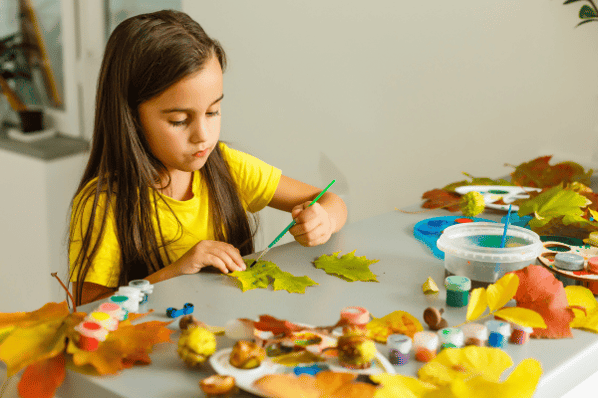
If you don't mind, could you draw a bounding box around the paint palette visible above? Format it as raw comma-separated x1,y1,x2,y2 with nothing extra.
414,216,495,260
537,239,598,282
454,185,542,211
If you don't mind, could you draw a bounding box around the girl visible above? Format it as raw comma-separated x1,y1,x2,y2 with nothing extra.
68,10,347,306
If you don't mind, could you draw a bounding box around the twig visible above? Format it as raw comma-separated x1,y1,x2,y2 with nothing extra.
51,272,76,313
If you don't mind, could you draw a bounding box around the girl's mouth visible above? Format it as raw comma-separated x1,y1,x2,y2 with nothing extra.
194,148,210,158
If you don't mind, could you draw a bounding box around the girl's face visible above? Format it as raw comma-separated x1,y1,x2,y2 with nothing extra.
138,55,223,176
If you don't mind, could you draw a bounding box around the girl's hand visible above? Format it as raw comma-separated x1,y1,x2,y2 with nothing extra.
289,202,334,247
175,240,246,275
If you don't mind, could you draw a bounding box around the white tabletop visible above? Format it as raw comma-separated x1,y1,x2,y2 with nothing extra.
57,207,598,398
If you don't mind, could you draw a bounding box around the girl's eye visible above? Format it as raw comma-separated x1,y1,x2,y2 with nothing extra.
169,119,188,127
207,110,221,117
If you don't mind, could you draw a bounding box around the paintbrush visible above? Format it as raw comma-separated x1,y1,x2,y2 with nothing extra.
248,179,336,268
495,204,513,279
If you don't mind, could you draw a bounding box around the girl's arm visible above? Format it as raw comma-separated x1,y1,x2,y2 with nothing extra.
73,282,117,305
268,175,347,246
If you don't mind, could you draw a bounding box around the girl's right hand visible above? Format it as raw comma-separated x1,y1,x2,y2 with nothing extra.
174,240,246,275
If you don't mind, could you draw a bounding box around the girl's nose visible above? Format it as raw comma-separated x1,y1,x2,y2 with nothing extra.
190,120,209,143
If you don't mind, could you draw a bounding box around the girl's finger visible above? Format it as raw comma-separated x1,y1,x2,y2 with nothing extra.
207,254,229,274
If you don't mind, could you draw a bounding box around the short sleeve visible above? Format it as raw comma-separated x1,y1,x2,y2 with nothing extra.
69,185,122,288
219,142,282,213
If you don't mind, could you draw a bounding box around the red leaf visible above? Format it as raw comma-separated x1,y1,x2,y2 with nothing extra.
253,315,303,336
511,265,574,338
510,156,592,188
421,189,461,211
18,353,66,398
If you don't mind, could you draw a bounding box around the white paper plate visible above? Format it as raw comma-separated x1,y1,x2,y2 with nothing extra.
210,345,395,397
454,185,541,211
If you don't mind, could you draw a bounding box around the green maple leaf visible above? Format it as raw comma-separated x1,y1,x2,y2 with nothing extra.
228,260,318,294
517,184,598,230
313,250,379,282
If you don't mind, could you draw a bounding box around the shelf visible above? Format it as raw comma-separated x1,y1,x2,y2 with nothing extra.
0,127,89,161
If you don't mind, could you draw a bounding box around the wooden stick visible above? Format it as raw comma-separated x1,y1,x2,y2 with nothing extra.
0,75,28,111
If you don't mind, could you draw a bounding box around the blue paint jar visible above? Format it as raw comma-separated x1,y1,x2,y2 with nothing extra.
445,276,471,307
486,320,511,348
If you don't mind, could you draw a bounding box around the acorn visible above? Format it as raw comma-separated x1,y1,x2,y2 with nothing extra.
423,307,448,331
199,375,237,397
229,340,266,369
179,314,203,330
177,325,217,366
336,334,377,369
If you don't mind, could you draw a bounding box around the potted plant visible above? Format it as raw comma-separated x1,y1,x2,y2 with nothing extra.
564,0,598,26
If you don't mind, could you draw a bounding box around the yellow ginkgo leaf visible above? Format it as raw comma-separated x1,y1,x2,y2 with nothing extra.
466,288,487,321
494,307,547,329
565,285,598,332
418,346,513,386
370,373,436,398
486,274,519,312
421,358,542,398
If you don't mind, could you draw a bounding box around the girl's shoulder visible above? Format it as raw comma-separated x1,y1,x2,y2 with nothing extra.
72,177,112,214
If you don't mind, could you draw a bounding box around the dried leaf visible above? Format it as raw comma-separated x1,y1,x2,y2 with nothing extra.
466,288,487,321
421,189,461,211
486,274,519,312
510,155,593,188
18,353,66,398
229,260,318,293
270,351,324,366
512,265,575,338
493,307,547,329
366,311,423,343
418,346,513,386
254,370,377,398
68,319,174,375
565,285,598,332
370,373,436,398
253,315,304,336
313,250,379,282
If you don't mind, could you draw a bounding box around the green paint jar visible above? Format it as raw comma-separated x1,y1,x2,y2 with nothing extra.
445,276,471,307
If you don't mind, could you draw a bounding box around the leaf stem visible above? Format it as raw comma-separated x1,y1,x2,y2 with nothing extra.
454,312,494,328
51,272,77,313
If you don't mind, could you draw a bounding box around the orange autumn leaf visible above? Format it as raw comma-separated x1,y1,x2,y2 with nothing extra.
253,314,304,336
511,265,575,338
68,319,174,375
254,370,377,398
510,155,593,188
18,353,66,398
421,189,461,211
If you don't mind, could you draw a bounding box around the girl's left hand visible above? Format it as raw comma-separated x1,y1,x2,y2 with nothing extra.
289,202,334,247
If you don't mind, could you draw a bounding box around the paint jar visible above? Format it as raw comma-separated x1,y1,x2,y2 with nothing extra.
109,295,131,320
460,323,488,346
129,279,154,304
554,252,584,287
413,331,439,362
97,302,125,326
445,276,471,307
74,320,109,351
587,257,598,294
486,320,511,348
437,327,464,349
340,306,370,333
509,323,533,345
87,311,119,332
116,287,143,313
387,334,412,366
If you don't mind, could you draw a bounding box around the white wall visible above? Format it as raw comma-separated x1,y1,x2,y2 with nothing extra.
183,0,598,249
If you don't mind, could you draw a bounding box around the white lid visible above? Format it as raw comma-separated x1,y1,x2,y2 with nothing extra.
437,222,543,263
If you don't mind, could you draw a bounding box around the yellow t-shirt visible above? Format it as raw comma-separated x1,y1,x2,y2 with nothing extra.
69,142,282,287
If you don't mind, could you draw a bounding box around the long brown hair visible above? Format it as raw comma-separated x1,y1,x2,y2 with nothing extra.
69,10,255,305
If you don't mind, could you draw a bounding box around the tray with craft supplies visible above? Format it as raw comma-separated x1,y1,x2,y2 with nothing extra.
454,185,542,212
537,239,598,282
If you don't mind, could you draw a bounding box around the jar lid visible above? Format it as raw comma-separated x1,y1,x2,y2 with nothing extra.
438,328,464,346
460,323,488,340
445,276,471,291
486,320,511,336
387,334,412,353
554,252,585,271
587,257,598,274
413,331,439,350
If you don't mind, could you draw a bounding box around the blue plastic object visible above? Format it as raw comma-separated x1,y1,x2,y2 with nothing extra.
500,213,533,228
413,216,495,260
166,303,194,318
293,363,328,376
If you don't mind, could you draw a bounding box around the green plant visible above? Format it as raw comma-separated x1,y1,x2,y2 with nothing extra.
564,0,598,26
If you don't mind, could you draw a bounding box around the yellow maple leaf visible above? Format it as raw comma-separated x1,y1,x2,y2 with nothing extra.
366,311,423,343
493,307,547,329
466,288,487,321
486,274,519,312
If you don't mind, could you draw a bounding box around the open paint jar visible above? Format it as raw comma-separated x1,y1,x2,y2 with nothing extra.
437,222,543,285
